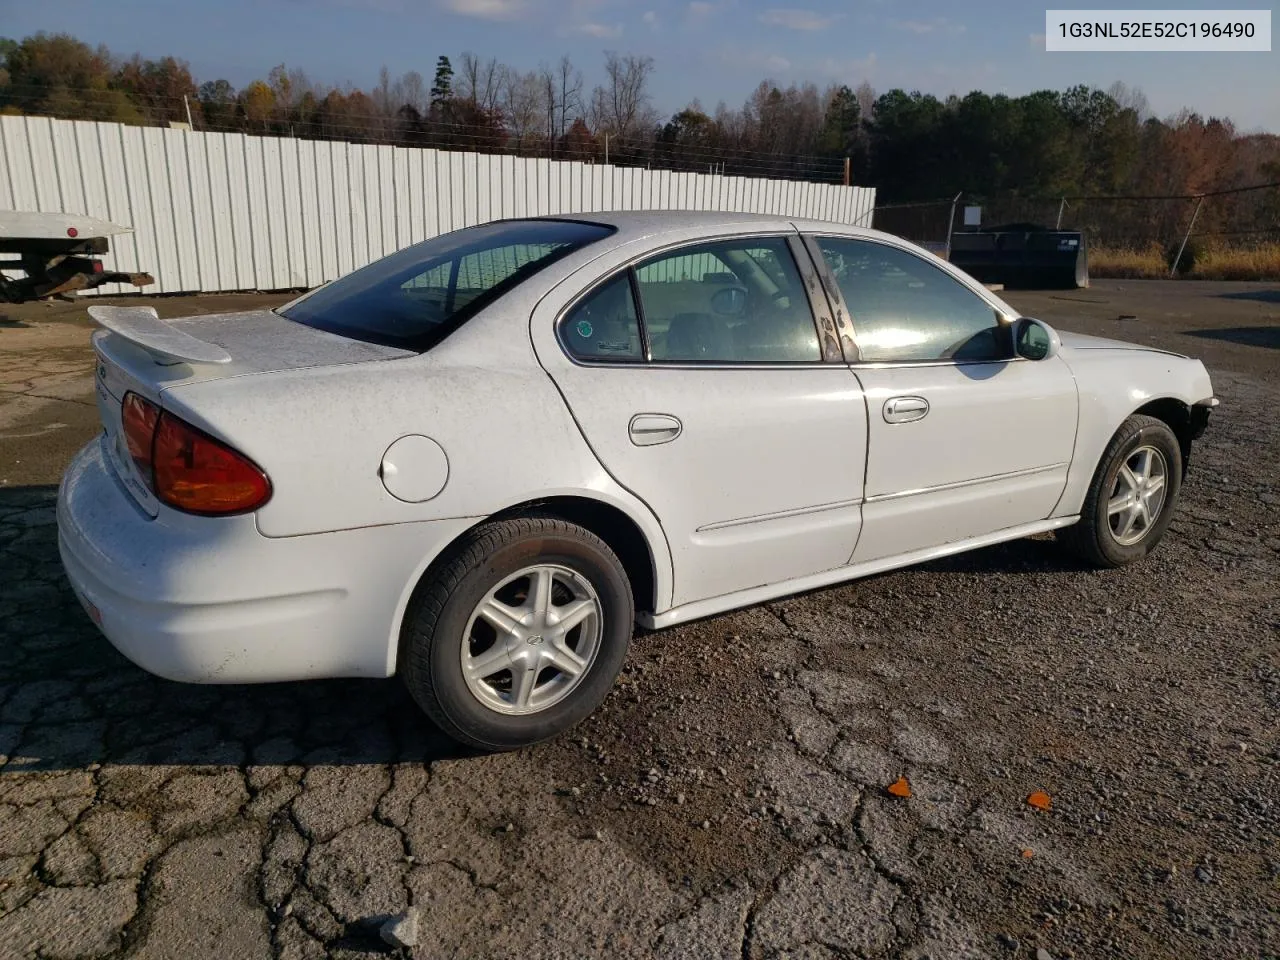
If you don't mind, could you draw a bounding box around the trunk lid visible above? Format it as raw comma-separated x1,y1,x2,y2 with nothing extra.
89,306,414,515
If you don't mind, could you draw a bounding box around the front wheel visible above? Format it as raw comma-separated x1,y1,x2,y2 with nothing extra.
1057,414,1183,568
400,516,634,751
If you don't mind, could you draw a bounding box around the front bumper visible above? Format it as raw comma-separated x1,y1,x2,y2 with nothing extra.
1189,397,1218,440
57,436,473,683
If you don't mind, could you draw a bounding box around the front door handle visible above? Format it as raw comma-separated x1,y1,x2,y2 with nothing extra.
883,396,929,424
629,413,683,446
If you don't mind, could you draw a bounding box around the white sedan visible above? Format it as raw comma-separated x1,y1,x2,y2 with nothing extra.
57,212,1217,750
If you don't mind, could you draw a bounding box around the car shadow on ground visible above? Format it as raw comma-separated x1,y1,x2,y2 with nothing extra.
1215,288,1280,305
2,484,1085,775
913,533,1091,576
1183,325,1280,349
1,485,476,774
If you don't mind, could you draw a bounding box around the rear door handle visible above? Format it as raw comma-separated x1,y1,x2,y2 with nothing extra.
883,396,929,424
629,413,683,446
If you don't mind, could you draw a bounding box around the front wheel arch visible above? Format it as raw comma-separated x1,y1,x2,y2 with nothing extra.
1133,397,1196,477
1057,413,1183,568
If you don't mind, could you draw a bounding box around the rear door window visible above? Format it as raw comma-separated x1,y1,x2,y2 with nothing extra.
634,237,821,363
280,219,614,351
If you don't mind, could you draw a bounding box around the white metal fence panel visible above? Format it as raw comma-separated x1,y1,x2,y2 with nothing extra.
0,115,876,296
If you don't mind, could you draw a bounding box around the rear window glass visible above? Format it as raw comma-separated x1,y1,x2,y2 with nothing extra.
279,219,613,350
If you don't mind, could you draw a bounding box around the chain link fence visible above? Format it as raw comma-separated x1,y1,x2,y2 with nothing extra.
874,182,1280,280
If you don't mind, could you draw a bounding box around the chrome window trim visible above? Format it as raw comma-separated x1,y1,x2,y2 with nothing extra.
848,356,1030,371
560,359,854,371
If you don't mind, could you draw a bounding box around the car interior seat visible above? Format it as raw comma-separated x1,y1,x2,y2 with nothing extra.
663,312,736,361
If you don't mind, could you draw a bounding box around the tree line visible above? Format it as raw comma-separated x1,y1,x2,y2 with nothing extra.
1,32,1277,243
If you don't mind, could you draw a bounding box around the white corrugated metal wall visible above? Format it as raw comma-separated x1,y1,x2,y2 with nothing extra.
0,115,876,296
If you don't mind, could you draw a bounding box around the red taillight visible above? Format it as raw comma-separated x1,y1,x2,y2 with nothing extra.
67,226,79,238
119,391,271,515
122,392,160,484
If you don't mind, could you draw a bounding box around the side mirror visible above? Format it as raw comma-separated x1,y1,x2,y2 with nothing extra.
1013,317,1061,361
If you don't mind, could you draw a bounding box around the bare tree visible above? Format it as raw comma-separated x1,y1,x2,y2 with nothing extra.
392,70,428,115
556,56,583,138
266,64,319,133
589,52,656,143
854,81,877,122
538,55,583,155
502,68,545,149
1107,81,1152,122
371,66,393,116
540,66,557,147
457,52,504,114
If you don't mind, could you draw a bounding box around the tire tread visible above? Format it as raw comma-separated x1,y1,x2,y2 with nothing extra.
400,515,629,750
1057,414,1181,568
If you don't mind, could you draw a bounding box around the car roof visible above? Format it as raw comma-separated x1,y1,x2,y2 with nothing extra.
535,210,891,245
512,209,1020,322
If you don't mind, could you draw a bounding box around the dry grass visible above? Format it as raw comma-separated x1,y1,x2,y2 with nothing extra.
1090,242,1280,281
1089,244,1166,279
1192,244,1280,281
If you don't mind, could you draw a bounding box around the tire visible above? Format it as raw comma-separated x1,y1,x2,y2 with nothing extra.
400,516,633,751
1057,414,1183,568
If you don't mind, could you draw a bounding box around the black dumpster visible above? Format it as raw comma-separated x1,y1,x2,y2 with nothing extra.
948,223,1088,289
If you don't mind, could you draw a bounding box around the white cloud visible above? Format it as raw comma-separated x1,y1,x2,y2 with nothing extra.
643,9,659,28
437,0,527,20
890,17,965,35
1028,32,1046,48
816,53,878,80
573,20,624,38
719,49,792,72
758,8,837,31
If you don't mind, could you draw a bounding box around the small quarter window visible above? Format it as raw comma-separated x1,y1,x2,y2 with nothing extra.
560,274,644,361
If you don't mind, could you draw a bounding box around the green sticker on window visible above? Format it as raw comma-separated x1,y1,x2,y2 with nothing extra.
576,320,593,339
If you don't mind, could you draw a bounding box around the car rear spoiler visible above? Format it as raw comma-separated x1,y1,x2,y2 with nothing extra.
87,305,232,366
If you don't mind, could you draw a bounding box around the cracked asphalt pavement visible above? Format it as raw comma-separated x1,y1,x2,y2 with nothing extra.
1,283,1277,959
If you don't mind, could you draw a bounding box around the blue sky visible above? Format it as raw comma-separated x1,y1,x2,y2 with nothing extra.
9,0,1279,133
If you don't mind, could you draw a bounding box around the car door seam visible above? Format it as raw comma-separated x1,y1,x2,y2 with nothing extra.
1047,356,1084,517
530,366,678,610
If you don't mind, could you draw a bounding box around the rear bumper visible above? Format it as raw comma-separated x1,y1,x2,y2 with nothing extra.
57,436,474,683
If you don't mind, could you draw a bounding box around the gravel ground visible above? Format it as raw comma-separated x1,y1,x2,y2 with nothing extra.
0,281,1276,959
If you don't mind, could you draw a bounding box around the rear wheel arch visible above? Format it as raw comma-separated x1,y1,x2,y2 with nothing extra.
391,494,662,675
505,496,658,619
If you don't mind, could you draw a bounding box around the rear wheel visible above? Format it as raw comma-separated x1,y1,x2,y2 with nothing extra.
400,516,633,751
1057,414,1183,568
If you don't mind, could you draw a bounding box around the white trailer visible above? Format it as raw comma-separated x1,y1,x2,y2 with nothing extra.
0,212,153,302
